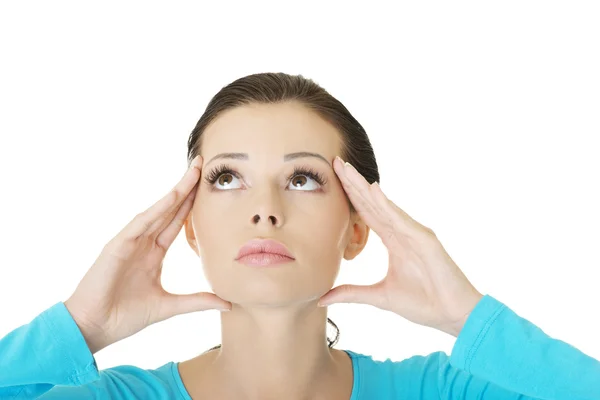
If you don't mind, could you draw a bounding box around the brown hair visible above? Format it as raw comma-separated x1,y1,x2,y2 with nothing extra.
186,72,380,352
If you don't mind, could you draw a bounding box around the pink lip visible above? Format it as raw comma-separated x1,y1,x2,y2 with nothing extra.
235,238,295,266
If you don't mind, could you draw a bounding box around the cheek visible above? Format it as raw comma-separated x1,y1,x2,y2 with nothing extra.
192,201,234,291
192,195,232,254
296,202,350,263
282,186,349,221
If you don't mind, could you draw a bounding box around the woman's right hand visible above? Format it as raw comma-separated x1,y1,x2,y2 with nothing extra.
63,155,231,354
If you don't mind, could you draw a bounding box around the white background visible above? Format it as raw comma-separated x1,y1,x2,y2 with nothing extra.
1,1,599,372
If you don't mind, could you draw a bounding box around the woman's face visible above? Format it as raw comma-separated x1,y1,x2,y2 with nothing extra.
184,101,368,307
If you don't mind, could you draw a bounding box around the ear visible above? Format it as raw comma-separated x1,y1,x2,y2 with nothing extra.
184,212,200,256
343,214,370,260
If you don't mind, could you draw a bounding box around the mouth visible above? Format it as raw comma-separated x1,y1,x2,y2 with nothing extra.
235,238,295,267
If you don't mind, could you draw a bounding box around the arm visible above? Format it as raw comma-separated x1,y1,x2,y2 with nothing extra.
443,294,600,399
1,303,184,399
0,302,101,399
373,295,599,399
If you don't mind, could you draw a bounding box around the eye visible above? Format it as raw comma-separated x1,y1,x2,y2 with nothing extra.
204,164,327,191
287,166,327,191
204,164,242,190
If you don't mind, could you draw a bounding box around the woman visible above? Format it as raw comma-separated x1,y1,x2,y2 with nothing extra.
1,72,598,399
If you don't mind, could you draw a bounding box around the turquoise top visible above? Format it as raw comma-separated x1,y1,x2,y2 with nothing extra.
1,295,599,399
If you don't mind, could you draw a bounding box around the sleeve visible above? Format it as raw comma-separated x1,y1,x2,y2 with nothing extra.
442,294,600,399
371,295,600,399
0,303,181,400
0,302,102,399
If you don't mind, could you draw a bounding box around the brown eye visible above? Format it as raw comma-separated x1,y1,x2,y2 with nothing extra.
288,174,320,191
218,174,234,187
205,165,243,190
291,175,307,188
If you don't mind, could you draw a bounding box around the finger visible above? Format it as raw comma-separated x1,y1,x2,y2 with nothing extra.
154,178,198,235
156,180,198,250
159,292,233,321
336,156,419,237
317,284,379,307
369,179,432,238
124,156,202,239
333,158,389,235
146,156,204,236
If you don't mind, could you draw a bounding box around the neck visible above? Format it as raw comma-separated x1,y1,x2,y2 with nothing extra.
201,304,349,399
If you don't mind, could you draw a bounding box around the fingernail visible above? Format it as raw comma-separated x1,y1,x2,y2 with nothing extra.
191,155,201,168
220,308,231,312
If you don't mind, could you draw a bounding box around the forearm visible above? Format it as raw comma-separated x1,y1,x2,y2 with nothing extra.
0,303,100,398
449,295,600,399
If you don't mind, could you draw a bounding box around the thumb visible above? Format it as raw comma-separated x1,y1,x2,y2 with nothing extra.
160,292,232,320
317,284,380,307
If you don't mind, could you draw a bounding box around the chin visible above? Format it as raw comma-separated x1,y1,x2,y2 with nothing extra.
213,285,323,308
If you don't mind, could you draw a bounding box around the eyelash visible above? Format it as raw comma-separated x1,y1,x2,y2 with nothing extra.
204,163,328,189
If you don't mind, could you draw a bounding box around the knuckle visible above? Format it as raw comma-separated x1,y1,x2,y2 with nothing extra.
136,212,153,232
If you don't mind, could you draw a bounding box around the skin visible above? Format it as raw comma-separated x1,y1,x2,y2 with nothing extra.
180,101,368,399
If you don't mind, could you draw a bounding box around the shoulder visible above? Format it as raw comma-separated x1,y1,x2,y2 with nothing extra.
346,348,449,375
344,349,449,398
37,362,188,399
101,361,183,391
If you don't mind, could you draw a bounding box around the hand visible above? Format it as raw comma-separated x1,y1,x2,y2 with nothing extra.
64,155,232,354
317,156,483,337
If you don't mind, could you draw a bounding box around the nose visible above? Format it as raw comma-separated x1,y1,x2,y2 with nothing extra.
251,212,283,227
248,182,285,228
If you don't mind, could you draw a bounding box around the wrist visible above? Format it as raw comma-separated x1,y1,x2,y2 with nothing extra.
439,291,484,338
64,299,109,354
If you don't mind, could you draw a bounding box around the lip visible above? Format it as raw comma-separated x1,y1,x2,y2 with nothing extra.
235,238,295,265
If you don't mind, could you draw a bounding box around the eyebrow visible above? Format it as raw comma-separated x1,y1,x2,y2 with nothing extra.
205,152,330,166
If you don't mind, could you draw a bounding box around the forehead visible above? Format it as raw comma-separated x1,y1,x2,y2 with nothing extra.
201,101,342,159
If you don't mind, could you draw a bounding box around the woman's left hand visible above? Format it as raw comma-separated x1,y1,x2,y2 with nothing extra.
317,156,484,337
